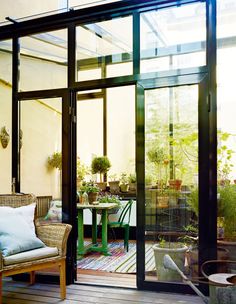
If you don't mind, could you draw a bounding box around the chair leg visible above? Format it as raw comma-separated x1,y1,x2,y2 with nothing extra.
124,226,130,252
0,272,2,304
59,259,66,300
29,271,35,285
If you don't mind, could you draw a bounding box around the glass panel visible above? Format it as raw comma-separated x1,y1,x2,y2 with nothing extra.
69,0,121,10
77,97,103,169
20,98,62,204
0,1,69,24
140,2,206,73
107,85,135,184
217,0,236,272
20,29,67,91
144,85,199,282
76,16,133,81
0,39,12,193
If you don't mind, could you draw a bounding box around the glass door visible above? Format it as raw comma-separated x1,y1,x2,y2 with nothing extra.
136,77,210,291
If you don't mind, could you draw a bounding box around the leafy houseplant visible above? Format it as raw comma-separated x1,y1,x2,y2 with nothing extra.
80,181,100,204
98,193,122,214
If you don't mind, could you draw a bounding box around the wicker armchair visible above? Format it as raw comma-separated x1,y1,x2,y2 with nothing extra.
0,194,72,303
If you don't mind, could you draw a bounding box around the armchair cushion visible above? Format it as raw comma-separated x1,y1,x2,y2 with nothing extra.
0,213,45,257
0,203,37,234
3,246,58,266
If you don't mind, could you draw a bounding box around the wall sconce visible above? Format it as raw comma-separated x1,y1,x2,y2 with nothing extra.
0,126,10,149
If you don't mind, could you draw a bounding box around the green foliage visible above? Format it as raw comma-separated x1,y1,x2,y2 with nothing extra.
217,131,235,181
147,147,167,166
218,184,236,237
91,156,111,176
77,157,88,180
98,194,121,207
120,173,129,185
47,152,62,170
186,187,199,216
128,173,136,183
187,185,236,238
80,181,100,193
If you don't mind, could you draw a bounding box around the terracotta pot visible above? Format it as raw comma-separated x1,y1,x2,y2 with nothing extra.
168,179,182,190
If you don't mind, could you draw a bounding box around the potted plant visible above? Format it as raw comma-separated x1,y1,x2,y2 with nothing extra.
147,147,168,189
98,193,122,215
91,156,111,191
153,238,188,282
108,174,120,194
120,173,129,193
128,173,136,192
80,181,100,204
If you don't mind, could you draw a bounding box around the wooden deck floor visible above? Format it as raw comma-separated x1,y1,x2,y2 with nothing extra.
2,278,204,304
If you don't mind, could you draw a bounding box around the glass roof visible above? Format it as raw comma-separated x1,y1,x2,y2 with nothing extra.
0,0,121,25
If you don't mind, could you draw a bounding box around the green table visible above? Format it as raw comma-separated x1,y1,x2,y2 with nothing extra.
77,202,117,256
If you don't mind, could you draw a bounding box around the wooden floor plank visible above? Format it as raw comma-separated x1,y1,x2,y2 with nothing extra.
2,279,203,304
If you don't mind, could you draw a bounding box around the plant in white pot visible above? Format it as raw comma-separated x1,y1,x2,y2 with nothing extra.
153,238,188,282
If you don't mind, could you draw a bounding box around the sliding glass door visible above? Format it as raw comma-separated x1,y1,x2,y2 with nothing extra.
136,76,209,291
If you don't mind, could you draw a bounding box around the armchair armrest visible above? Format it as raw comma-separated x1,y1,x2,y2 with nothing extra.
36,223,72,257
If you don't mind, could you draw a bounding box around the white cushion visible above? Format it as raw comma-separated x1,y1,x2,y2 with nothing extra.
0,203,36,235
3,246,59,266
0,214,45,257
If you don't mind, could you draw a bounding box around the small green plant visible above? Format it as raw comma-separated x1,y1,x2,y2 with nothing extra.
80,181,100,194
158,237,166,248
120,173,129,185
128,173,136,183
98,194,121,207
47,152,62,170
91,156,111,182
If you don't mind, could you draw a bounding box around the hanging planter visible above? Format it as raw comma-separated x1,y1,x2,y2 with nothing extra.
0,126,10,149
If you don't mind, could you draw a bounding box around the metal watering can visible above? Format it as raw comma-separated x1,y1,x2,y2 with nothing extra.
163,255,236,304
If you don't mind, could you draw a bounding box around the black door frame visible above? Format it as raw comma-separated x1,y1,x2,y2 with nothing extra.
17,89,78,284
5,0,216,289
136,73,214,294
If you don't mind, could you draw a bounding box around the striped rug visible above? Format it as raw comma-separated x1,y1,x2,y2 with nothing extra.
77,241,155,273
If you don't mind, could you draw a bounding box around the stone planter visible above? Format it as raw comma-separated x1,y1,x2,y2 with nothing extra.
153,243,188,282
120,183,129,193
96,182,107,191
109,181,120,193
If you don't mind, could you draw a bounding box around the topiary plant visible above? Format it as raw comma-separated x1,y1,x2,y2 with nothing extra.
91,156,111,182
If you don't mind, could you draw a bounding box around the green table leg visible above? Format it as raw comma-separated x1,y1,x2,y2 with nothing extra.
92,209,97,245
77,209,86,255
101,209,111,256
